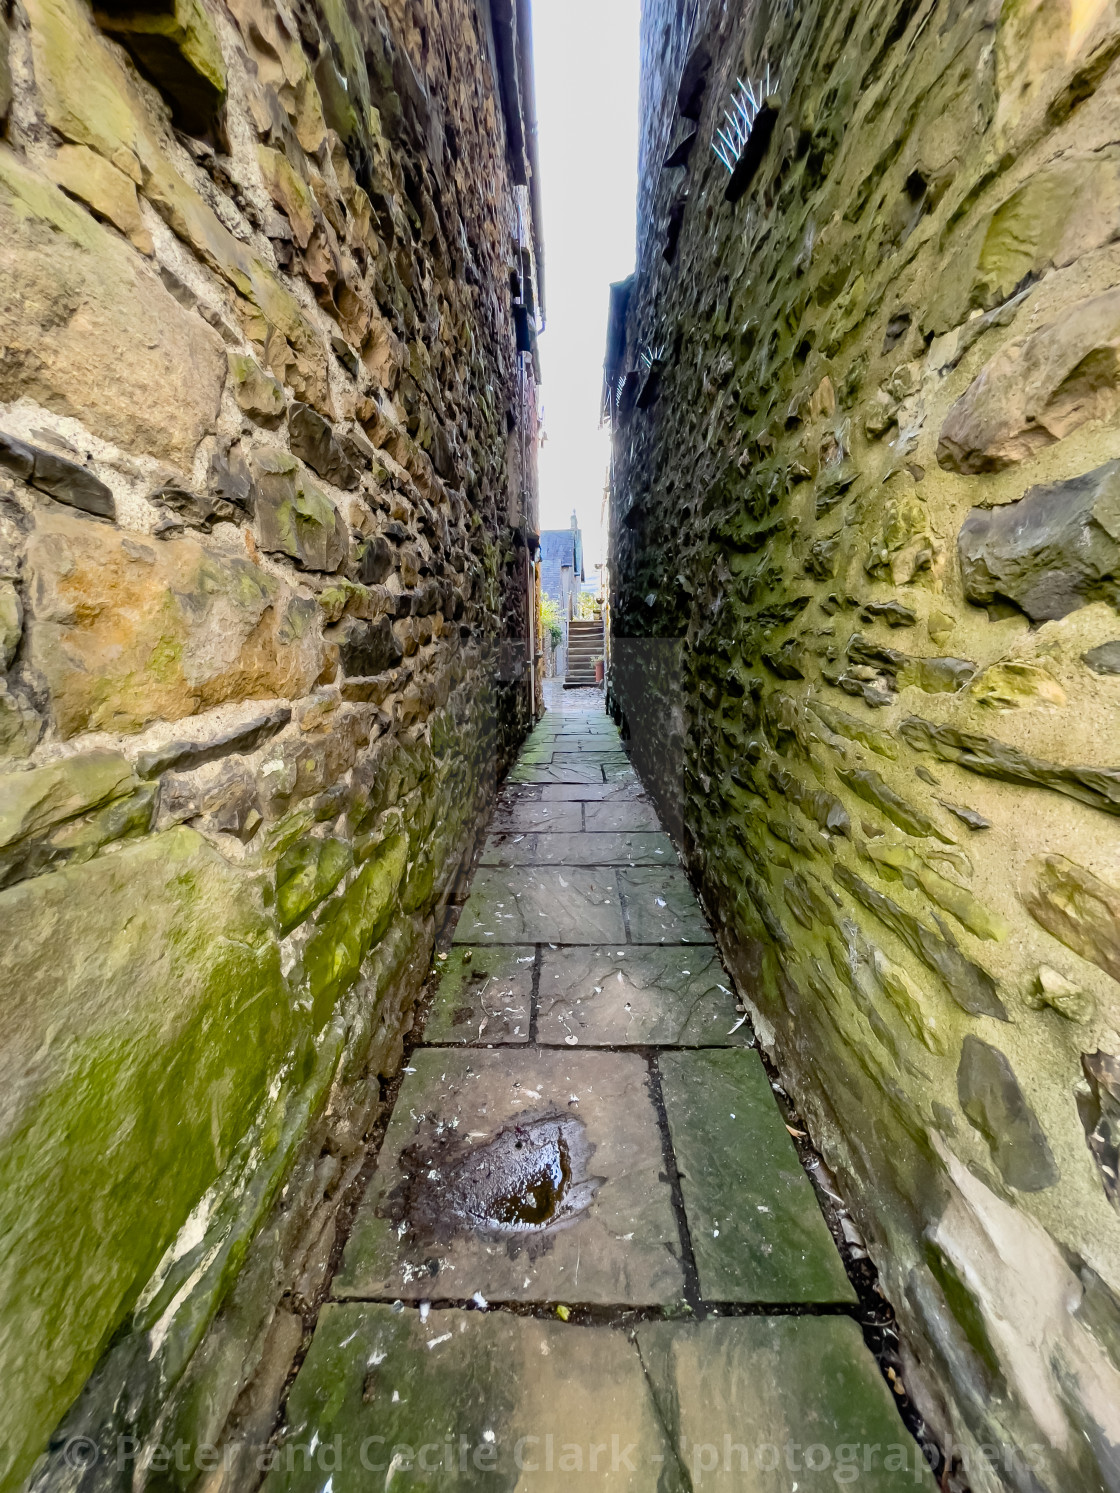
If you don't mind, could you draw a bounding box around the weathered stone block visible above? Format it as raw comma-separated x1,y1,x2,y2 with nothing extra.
252,448,348,572
98,0,227,142
26,512,325,736
0,829,290,1493
44,142,153,254
303,831,408,1025
1025,965,1094,1023
276,834,353,933
0,579,20,671
135,708,292,779
1078,1051,1120,1211
228,352,286,425
335,614,404,675
0,150,225,466
957,1035,1059,1192
0,751,134,850
939,291,1120,473
0,9,10,125
958,460,1120,621
1024,853,1120,985
902,715,1120,816
288,403,361,489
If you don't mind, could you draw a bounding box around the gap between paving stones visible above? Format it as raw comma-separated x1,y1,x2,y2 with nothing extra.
259,711,946,1485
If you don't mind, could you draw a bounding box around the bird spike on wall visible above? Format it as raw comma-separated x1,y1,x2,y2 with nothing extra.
640,343,666,370
711,67,774,174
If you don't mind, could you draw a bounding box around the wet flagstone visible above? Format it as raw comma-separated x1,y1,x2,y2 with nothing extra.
491,799,583,833
658,1049,856,1304
425,946,534,1045
617,867,716,944
536,947,749,1048
480,832,674,867
453,867,626,944
539,781,649,802
508,759,608,785
583,800,663,832
272,708,925,1484
335,1048,684,1305
635,1316,937,1490
269,1304,683,1493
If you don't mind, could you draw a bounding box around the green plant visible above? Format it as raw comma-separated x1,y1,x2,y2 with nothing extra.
539,593,563,648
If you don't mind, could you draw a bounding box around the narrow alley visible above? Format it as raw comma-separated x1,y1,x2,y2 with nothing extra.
264,699,935,1489
4,0,1120,1488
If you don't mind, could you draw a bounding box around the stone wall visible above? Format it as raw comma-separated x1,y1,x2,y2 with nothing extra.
0,0,539,1486
611,1,1120,1487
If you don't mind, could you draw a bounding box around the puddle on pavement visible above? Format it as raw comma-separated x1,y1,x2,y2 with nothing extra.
384,1114,602,1244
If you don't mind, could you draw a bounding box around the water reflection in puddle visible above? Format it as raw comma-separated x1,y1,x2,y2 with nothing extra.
385,1115,602,1242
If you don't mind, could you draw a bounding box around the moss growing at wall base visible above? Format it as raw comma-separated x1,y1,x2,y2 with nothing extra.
0,831,291,1491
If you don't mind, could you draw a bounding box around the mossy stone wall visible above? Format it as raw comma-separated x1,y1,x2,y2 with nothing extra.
612,1,1120,1485
0,0,539,1486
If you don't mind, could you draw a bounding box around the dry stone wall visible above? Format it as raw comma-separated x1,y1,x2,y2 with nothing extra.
611,1,1120,1487
0,0,539,1486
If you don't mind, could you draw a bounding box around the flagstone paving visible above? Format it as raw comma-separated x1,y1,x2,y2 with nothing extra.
268,705,936,1490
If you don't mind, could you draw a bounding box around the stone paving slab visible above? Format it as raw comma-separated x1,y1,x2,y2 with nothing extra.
480,832,674,867
617,867,715,944
540,782,650,802
425,947,535,1045
269,1303,684,1493
270,1315,928,1493
635,1316,936,1490
658,1049,856,1304
603,761,639,783
335,1048,684,1306
584,800,663,832
509,761,608,785
453,867,625,944
537,946,749,1048
491,799,584,833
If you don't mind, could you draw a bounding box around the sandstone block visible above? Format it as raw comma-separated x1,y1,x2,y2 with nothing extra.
135,707,292,779
1078,1051,1120,1211
939,291,1120,473
98,0,227,142
958,459,1120,621
1025,965,1094,1023
0,429,115,518
0,150,225,467
0,578,21,670
958,1036,1059,1192
973,153,1120,310
0,10,10,125
228,352,286,425
276,834,353,933
1024,853,1120,985
288,403,360,489
45,143,153,254
335,614,404,675
26,512,325,737
303,831,408,1025
252,448,348,572
0,751,134,850
0,829,290,1493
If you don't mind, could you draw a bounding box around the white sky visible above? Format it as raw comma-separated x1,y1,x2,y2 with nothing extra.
531,0,641,569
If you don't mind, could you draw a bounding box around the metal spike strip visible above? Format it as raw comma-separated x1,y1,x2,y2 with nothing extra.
709,70,777,175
